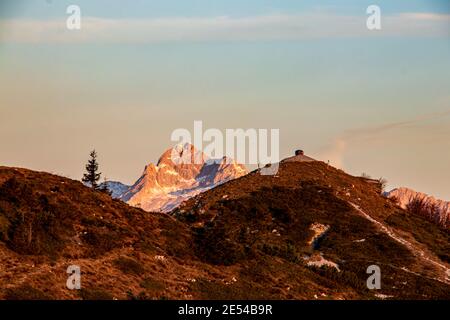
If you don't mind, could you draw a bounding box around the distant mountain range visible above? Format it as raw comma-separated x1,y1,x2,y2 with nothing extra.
102,144,247,212
103,145,450,227
385,187,449,228
102,181,129,199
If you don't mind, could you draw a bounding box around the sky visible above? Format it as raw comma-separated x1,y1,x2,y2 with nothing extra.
0,0,449,199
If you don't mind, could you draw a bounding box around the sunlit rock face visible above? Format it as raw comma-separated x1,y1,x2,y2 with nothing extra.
119,144,247,212
385,187,449,228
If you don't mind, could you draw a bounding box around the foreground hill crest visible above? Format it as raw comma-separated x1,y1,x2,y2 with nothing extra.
0,159,449,300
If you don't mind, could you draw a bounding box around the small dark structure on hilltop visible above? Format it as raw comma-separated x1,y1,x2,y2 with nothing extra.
283,149,315,163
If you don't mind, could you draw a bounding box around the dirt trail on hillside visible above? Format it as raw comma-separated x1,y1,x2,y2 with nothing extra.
349,202,450,284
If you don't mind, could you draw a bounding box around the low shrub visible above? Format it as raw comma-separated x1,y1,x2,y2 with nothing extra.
113,257,145,275
140,277,165,291
79,288,113,300
5,284,53,300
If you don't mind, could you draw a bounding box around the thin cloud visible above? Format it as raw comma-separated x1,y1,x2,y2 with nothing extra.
344,110,450,138
318,110,450,168
0,12,449,44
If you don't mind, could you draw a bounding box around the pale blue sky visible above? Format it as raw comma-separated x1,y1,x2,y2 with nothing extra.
1,0,449,18
0,1,449,199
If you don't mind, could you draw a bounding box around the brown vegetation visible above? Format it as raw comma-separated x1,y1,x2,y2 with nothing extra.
0,162,449,300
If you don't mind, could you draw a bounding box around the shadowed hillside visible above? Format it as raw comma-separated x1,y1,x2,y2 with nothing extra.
0,167,198,300
173,160,450,299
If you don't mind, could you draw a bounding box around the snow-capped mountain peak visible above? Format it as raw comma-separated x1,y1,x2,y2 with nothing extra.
100,181,130,199
385,187,449,228
116,144,247,212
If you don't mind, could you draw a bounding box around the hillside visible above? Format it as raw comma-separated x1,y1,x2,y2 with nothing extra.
173,159,450,299
0,161,449,300
0,166,202,300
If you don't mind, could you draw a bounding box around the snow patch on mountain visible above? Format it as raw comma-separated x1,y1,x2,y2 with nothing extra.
117,144,247,212
101,181,130,199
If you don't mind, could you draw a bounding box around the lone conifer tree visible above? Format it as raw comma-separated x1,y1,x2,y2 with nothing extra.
82,150,101,189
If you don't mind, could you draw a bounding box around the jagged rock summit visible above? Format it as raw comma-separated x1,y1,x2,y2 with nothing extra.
385,187,449,228
119,144,248,212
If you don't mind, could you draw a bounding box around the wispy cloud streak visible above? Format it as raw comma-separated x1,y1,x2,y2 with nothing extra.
318,110,450,168
0,12,449,43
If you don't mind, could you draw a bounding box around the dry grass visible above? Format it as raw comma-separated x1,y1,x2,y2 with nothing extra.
0,163,449,300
